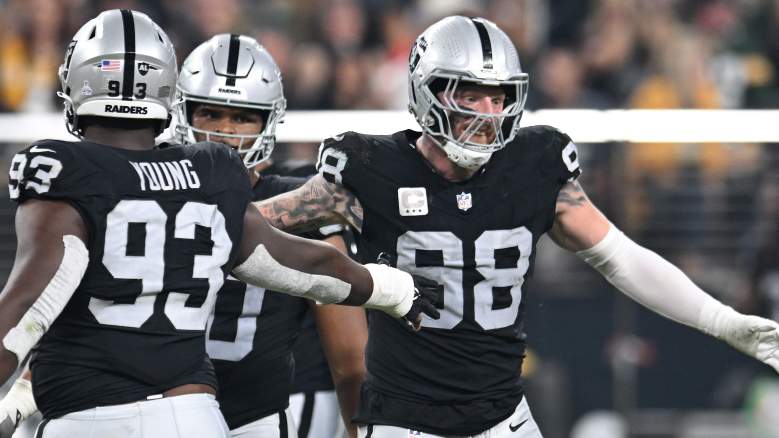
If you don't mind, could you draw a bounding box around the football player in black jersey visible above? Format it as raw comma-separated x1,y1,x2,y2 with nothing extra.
0,10,438,438
256,16,779,438
176,34,368,438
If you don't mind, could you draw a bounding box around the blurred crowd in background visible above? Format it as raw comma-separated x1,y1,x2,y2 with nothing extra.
1,0,779,436
4,0,779,112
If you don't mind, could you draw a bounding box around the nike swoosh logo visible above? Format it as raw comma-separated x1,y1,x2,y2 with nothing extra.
30,145,56,154
509,419,528,432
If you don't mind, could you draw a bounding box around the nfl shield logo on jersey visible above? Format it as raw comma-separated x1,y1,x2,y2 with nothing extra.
409,431,422,437
456,192,472,211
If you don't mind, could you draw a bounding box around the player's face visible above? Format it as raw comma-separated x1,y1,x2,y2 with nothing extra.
191,104,264,147
439,85,506,145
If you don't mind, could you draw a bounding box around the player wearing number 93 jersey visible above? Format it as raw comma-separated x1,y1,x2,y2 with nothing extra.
6,10,251,421
258,15,779,437
0,10,442,438
11,138,250,418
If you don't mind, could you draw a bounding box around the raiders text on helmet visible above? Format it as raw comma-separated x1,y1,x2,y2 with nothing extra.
57,9,177,137
408,16,529,170
176,34,287,168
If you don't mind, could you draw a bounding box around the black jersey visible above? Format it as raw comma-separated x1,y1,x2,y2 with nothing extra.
207,174,342,430
317,127,581,435
7,139,252,419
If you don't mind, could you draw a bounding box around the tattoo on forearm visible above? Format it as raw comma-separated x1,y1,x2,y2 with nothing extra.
556,181,589,207
257,176,363,233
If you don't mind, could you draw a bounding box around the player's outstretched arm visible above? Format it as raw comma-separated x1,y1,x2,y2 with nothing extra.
234,205,439,327
0,200,89,386
549,181,779,373
312,236,367,438
255,174,364,234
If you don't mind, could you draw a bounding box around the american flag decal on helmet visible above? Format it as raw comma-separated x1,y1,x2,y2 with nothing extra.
100,60,122,71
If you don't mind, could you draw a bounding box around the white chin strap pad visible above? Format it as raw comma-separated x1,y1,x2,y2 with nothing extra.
232,244,351,304
3,235,89,363
440,141,492,171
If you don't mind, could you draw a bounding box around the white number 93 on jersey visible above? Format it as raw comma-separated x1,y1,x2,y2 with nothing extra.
8,147,64,199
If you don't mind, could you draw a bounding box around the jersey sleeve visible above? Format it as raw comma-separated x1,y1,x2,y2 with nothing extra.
8,140,84,203
315,132,366,193
537,125,582,184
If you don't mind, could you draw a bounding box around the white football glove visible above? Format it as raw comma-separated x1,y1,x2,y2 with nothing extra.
700,302,779,373
0,377,37,438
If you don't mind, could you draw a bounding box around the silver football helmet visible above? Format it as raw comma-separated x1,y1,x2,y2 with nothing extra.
408,16,529,170
176,34,286,168
57,9,177,138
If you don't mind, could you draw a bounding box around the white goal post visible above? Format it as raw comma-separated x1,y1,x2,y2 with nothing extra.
0,109,777,143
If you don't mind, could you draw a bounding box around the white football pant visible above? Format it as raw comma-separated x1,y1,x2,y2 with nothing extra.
230,407,297,438
289,390,345,438
35,393,229,438
356,396,542,438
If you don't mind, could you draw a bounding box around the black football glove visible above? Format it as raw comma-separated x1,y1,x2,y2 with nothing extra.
403,274,441,331
376,252,440,331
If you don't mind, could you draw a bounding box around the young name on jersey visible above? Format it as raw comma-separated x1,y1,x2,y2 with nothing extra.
129,159,202,191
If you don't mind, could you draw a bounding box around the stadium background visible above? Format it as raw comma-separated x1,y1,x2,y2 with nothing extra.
1,0,779,436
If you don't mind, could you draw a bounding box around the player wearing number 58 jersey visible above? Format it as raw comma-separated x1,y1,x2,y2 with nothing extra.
175,33,368,438
258,15,779,437
0,10,440,438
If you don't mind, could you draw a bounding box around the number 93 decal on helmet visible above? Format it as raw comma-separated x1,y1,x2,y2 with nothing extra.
57,9,178,138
